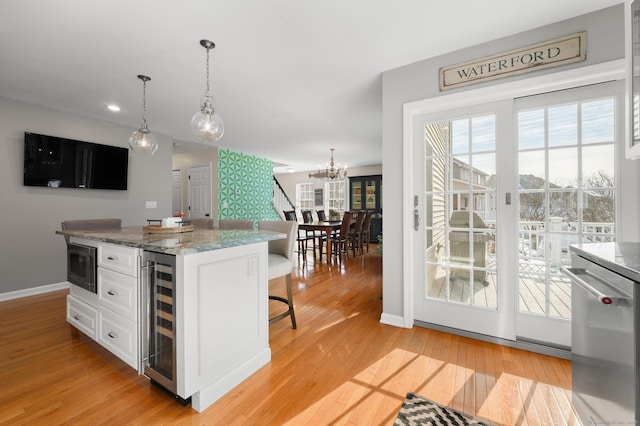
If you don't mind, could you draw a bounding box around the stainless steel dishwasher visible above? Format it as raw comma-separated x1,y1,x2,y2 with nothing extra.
564,243,640,425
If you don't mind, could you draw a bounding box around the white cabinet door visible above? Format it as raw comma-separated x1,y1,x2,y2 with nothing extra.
67,295,98,339
98,243,138,277
98,268,138,321
177,242,271,411
98,309,138,370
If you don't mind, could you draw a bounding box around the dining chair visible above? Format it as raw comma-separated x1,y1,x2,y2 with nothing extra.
282,210,297,221
348,210,366,257
360,211,373,252
301,210,318,256
258,220,298,329
218,219,253,230
328,211,353,261
316,210,327,221
283,210,312,258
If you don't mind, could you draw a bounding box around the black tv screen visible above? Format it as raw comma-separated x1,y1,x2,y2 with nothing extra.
24,132,129,190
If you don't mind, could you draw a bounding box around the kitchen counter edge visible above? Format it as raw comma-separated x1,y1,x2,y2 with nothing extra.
56,226,285,255
569,242,640,283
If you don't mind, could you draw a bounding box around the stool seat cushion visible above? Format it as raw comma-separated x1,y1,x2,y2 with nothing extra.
268,253,292,280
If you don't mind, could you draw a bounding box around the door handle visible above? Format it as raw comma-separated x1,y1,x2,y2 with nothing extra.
414,209,420,231
561,267,630,306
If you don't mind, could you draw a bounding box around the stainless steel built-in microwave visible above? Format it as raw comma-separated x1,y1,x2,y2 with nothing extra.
67,242,97,293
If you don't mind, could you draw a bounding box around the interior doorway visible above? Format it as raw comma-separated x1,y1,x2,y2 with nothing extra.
188,164,212,219
172,168,182,215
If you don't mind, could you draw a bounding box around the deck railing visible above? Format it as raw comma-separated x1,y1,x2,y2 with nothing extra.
518,220,615,266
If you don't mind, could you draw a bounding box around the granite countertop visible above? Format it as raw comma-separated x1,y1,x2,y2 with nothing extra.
56,226,285,255
570,242,640,283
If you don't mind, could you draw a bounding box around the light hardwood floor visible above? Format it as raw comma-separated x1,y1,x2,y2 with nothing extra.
0,248,580,425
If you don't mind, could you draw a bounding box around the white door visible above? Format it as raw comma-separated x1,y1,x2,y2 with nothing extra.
514,82,620,347
413,101,517,339
172,169,182,215
188,164,211,219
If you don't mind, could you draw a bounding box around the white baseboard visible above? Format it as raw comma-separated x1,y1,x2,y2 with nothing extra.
0,282,69,302
379,312,410,328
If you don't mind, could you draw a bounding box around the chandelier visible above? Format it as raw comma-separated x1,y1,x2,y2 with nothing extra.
192,39,224,142
308,148,347,180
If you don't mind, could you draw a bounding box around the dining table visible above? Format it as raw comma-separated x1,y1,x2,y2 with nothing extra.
298,221,341,261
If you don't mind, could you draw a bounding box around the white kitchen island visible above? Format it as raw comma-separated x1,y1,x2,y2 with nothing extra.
57,226,284,412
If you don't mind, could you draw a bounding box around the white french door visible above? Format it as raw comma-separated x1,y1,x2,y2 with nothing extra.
411,81,622,347
514,82,620,347
412,101,516,339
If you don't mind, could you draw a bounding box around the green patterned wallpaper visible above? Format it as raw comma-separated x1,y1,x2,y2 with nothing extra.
218,148,280,225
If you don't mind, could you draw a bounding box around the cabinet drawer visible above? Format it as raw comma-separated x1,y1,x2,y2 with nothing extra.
98,268,138,321
67,295,98,340
99,243,138,277
98,310,138,369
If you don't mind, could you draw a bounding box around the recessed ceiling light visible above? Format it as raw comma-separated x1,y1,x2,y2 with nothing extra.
107,104,121,112
287,168,295,173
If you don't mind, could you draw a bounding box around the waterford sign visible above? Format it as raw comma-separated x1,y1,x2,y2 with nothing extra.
439,32,586,91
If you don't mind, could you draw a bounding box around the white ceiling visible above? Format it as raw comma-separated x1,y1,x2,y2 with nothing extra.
0,0,622,172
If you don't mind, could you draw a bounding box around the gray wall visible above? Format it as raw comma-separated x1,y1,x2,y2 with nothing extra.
381,5,625,319
1,97,172,295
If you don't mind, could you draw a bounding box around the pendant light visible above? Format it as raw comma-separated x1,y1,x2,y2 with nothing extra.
129,75,158,155
191,39,224,142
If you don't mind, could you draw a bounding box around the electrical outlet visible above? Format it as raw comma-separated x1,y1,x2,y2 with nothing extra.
247,256,257,276
145,201,157,209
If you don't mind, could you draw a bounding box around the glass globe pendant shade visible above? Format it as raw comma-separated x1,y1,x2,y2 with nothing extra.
129,124,158,155
191,95,224,142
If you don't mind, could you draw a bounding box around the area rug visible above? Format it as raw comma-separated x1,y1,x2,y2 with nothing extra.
394,392,494,426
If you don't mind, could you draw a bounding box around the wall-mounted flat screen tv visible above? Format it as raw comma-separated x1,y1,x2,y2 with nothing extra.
24,132,129,190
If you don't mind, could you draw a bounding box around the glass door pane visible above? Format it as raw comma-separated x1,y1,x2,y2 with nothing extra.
365,180,376,210
351,181,362,210
425,115,497,309
144,251,177,393
516,87,617,347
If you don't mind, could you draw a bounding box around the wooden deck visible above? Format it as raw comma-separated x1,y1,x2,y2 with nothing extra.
426,258,572,319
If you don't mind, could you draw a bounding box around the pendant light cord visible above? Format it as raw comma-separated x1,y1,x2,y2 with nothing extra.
142,79,148,128
205,46,211,97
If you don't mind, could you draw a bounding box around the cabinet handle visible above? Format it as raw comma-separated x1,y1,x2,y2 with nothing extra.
107,289,118,296
74,314,83,321
107,256,118,261
107,331,119,339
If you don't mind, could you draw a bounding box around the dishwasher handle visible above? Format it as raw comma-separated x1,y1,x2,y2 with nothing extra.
561,267,630,306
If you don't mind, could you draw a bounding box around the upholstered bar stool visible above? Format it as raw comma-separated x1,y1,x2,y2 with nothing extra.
189,218,214,229
61,218,122,244
258,220,298,329
218,219,254,230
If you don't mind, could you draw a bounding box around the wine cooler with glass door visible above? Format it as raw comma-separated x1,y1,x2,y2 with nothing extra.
142,251,182,399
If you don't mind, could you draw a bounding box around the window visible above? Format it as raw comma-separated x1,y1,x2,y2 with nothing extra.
325,180,346,215
296,183,314,214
